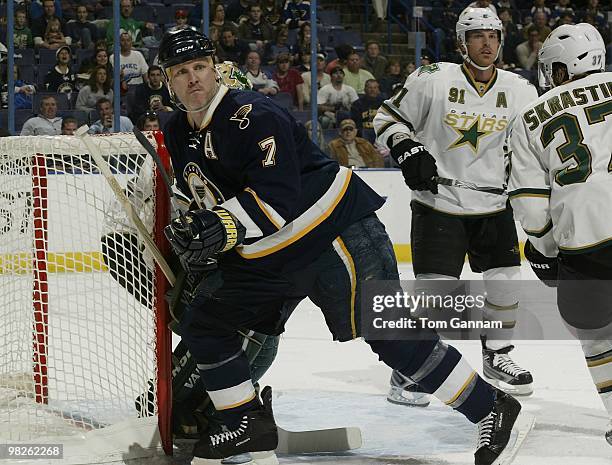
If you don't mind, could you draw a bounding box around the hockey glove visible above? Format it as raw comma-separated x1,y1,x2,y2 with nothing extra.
524,240,558,287
390,136,438,194
164,207,246,273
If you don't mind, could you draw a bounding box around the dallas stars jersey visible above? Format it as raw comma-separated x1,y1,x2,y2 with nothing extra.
164,85,384,272
508,72,612,257
373,62,538,215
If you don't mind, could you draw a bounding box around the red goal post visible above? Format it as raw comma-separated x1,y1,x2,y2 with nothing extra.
0,131,173,461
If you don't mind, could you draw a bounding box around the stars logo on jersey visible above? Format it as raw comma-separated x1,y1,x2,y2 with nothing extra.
444,114,508,154
449,117,490,152
230,104,253,130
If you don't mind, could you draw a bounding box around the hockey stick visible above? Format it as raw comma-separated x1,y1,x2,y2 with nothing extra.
77,126,177,286
433,176,506,195
276,425,362,454
132,127,182,219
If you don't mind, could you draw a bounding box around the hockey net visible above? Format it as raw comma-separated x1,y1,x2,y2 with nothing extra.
0,132,172,462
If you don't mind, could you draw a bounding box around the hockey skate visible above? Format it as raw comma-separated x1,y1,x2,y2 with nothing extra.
606,420,612,446
192,386,278,465
481,337,533,396
386,370,431,407
475,389,534,465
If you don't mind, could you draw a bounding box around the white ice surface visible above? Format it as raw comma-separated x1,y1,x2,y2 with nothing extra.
256,263,611,465
3,264,610,465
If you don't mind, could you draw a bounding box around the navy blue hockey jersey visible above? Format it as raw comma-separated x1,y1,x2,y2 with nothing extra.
164,85,384,272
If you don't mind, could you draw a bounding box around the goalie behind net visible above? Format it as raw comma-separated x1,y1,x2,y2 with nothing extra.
0,133,170,462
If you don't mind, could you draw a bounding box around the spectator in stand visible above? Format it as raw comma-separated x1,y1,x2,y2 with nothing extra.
264,24,292,64
239,3,276,55
468,0,496,14
550,0,574,26
211,2,239,35
272,52,304,110
523,11,551,42
583,0,606,29
78,41,113,81
350,79,384,142
60,1,79,22
136,111,160,131
14,7,34,49
67,4,98,49
283,0,310,30
494,0,520,24
12,65,37,110
167,9,193,33
317,66,359,128
217,27,250,65
262,0,283,27
530,0,552,19
343,52,375,94
32,0,71,49
21,95,62,136
75,65,113,112
557,11,575,26
403,62,416,75
378,58,403,98
431,0,461,60
362,40,388,81
61,116,78,135
325,43,354,74
291,22,321,61
328,118,384,168
130,65,173,123
295,52,312,72
30,0,63,21
498,8,520,68
110,32,149,86
516,28,541,72
300,53,330,106
303,119,325,148
44,45,77,94
243,50,279,96
88,97,133,134
105,0,155,48
43,16,71,49
225,0,253,25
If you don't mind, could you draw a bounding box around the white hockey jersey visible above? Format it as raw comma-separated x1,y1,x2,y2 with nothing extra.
508,72,612,257
373,62,538,215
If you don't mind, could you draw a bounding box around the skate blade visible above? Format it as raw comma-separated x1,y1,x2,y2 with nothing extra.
386,395,431,407
485,377,534,396
491,412,535,465
387,387,431,407
193,451,277,465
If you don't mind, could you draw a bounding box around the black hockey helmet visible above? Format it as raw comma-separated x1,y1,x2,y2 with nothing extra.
158,28,215,76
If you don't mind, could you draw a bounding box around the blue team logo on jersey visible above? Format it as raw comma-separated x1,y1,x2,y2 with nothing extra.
229,104,253,130
183,162,225,209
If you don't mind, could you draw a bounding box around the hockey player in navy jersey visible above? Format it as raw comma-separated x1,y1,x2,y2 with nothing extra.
158,28,525,465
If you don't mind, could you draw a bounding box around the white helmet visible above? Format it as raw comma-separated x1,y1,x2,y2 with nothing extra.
538,23,606,89
456,7,503,71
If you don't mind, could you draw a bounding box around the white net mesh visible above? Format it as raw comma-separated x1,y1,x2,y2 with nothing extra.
0,134,164,448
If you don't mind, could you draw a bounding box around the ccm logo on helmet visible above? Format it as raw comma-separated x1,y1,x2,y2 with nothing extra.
176,45,195,53
397,145,426,164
